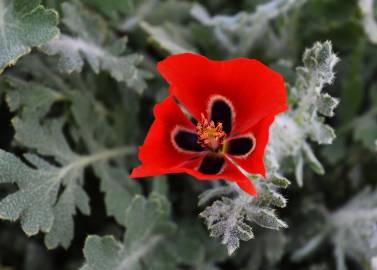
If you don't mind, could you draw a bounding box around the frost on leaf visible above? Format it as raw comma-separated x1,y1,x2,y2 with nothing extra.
190,0,307,55
42,1,148,91
80,194,177,270
0,0,59,73
268,41,339,186
292,41,339,144
200,198,254,255
200,180,288,255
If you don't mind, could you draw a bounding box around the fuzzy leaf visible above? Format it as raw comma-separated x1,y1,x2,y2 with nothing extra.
1,81,135,249
191,0,306,54
200,198,254,255
0,83,89,249
81,236,123,270
198,186,233,206
42,1,148,91
329,188,377,268
245,208,288,230
269,173,291,188
358,0,377,44
81,194,179,270
353,113,377,149
294,41,339,145
200,178,289,254
82,0,133,19
69,90,141,224
140,21,196,54
171,223,206,265
12,115,94,250
291,233,327,262
0,0,59,73
257,181,288,208
5,78,66,117
267,41,339,185
294,188,377,269
199,42,338,254
241,231,287,270
302,142,325,175
317,93,340,117
295,153,304,187
310,120,336,145
0,139,89,249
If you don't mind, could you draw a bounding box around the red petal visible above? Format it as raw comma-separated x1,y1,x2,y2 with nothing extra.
130,164,184,178
229,114,276,177
132,155,256,195
130,95,198,177
184,157,257,195
157,53,287,134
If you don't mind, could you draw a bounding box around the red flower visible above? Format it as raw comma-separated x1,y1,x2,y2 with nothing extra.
130,53,287,195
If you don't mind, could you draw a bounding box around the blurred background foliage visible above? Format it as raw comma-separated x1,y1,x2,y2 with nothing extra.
0,0,376,269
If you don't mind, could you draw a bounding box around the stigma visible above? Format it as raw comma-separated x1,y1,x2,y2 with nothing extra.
196,114,226,152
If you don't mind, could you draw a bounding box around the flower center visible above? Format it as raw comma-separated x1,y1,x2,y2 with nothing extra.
196,114,226,152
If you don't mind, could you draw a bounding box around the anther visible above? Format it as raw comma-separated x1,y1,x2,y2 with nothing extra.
196,114,226,152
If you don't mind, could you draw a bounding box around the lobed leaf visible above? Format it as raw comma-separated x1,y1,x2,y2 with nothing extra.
82,0,133,19
42,1,148,91
140,21,197,54
69,90,141,224
191,0,307,55
200,179,288,255
358,0,377,44
267,41,339,185
81,194,181,270
201,198,254,255
0,0,59,73
0,80,136,249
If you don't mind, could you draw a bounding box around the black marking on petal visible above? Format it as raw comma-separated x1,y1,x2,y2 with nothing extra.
209,96,234,135
198,155,225,174
226,135,255,157
173,128,204,152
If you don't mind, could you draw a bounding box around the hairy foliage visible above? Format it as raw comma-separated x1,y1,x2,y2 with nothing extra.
293,188,377,270
199,41,339,254
81,194,177,270
0,0,59,73
200,179,289,255
0,78,137,249
0,0,376,270
191,0,307,56
270,41,339,186
81,193,212,270
359,0,377,44
42,1,149,91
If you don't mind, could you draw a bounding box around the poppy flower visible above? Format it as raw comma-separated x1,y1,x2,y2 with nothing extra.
130,53,287,195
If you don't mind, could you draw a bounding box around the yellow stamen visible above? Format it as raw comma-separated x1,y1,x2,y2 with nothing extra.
196,114,226,152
